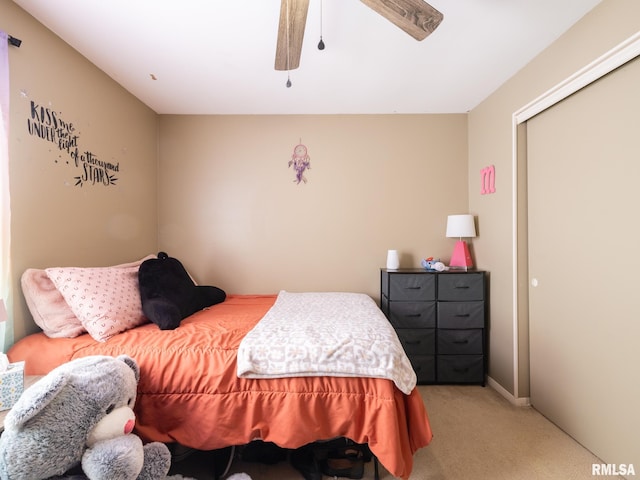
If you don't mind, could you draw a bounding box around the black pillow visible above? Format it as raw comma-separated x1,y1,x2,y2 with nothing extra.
138,252,226,330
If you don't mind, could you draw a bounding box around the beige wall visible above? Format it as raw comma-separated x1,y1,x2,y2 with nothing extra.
158,114,468,301
468,0,640,397
3,0,469,347
2,0,159,342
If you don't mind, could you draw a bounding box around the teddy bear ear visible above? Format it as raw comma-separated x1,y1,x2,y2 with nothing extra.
5,371,70,428
117,354,140,382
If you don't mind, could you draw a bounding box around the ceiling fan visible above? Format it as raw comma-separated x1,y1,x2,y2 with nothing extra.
275,0,444,71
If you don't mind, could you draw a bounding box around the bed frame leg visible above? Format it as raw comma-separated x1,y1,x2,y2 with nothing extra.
373,454,379,480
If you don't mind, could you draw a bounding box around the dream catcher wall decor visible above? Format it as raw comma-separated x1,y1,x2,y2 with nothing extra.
288,140,311,184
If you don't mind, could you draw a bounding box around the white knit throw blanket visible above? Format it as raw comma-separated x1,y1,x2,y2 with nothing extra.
237,291,416,395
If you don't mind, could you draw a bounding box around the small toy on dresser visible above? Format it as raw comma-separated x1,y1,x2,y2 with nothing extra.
421,257,449,272
0,355,171,480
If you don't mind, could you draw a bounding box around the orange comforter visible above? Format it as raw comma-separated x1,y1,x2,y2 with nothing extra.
8,294,432,479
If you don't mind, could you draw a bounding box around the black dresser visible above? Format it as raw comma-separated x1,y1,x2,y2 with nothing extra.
380,268,487,385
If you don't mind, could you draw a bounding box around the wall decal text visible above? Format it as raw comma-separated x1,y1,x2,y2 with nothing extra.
26,100,119,187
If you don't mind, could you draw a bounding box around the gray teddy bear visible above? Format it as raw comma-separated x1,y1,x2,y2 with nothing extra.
0,355,171,480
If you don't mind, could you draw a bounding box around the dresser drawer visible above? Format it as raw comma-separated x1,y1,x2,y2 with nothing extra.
437,273,484,301
438,329,483,354
408,354,436,384
437,301,484,329
387,301,436,328
384,273,436,301
437,355,484,383
395,328,435,355
381,269,488,385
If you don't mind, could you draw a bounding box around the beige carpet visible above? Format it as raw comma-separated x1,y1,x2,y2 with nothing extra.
170,384,620,480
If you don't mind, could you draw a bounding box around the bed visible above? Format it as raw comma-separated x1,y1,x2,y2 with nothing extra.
8,290,433,479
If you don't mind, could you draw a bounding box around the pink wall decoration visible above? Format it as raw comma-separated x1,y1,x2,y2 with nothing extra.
288,142,311,184
480,165,496,194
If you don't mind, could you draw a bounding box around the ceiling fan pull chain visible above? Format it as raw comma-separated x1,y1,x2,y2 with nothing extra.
285,0,292,87
318,0,325,50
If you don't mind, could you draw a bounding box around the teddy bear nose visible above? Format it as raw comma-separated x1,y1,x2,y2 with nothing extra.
124,419,135,434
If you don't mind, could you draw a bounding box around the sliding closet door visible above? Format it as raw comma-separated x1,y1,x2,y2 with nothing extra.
527,56,640,467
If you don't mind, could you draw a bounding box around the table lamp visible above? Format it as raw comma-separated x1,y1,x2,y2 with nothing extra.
446,214,476,270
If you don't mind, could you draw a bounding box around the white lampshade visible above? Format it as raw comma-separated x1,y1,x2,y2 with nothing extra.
446,214,477,239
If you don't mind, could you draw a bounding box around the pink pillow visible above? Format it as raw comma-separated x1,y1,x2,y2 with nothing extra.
22,255,154,339
21,269,85,338
46,265,148,342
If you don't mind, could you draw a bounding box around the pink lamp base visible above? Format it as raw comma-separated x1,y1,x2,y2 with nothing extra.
450,240,473,269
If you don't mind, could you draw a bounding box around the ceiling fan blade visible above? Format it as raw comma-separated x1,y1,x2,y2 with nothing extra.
359,0,443,41
275,0,310,71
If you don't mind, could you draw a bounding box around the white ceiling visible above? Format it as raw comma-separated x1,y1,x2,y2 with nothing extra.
13,0,602,115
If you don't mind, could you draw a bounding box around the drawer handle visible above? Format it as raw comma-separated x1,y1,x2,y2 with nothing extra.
405,314,422,318
453,340,469,345
454,285,470,289
454,314,470,317
453,367,470,373
405,286,422,290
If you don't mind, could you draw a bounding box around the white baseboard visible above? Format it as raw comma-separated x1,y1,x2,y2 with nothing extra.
487,376,530,407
